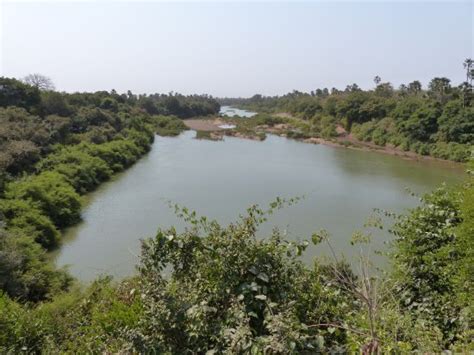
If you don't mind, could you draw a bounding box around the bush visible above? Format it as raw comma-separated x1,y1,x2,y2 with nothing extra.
286,130,309,139
321,124,337,139
82,140,142,172
371,127,388,146
391,185,467,345
0,199,59,248
5,171,81,228
352,121,375,141
431,142,471,162
0,278,142,353
131,202,353,353
254,113,286,126
121,127,154,153
398,138,410,151
416,142,431,155
154,115,188,136
0,229,72,302
37,146,112,193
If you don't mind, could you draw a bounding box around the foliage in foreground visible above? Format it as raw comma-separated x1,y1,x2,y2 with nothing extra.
1,177,472,353
391,179,474,349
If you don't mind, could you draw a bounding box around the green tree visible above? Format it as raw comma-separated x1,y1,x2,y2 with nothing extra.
407,80,422,95
0,77,41,110
429,77,452,103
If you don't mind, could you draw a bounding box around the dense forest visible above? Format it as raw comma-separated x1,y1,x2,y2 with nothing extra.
0,75,473,353
219,60,473,162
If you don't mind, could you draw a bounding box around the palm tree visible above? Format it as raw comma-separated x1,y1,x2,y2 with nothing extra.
373,76,381,87
463,58,473,85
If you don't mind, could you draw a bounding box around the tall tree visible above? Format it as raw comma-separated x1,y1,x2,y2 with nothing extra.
463,58,473,85
407,80,422,95
428,77,451,103
0,77,41,109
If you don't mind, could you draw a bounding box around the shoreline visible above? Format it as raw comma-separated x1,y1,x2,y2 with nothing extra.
300,133,464,166
183,117,465,167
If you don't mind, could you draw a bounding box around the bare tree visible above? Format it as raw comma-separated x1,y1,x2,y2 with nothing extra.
22,73,55,91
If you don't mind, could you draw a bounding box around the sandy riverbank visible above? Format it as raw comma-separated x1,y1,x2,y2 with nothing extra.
183,118,226,131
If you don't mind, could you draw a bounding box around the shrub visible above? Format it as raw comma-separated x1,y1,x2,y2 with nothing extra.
121,127,154,153
0,229,72,302
132,202,352,353
431,142,471,162
372,127,388,146
5,171,81,228
82,140,142,172
391,186,466,345
38,146,112,193
0,199,59,248
153,115,188,136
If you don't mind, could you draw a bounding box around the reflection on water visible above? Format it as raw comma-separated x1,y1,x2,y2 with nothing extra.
55,132,465,281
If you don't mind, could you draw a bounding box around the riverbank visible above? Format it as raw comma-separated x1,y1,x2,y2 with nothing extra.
184,118,226,131
299,125,463,165
183,115,465,166
271,111,469,165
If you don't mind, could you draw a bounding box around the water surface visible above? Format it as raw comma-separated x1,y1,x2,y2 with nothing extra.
220,105,256,117
56,131,464,281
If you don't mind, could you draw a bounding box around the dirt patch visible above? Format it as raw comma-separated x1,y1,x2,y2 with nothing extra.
184,119,226,131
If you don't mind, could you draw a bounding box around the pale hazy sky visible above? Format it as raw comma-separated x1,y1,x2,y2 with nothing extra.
1,1,472,97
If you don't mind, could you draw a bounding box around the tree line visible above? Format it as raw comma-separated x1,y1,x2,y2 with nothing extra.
219,59,473,162
0,76,219,177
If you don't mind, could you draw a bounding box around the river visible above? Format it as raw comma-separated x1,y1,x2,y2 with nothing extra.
55,121,465,281
220,105,257,118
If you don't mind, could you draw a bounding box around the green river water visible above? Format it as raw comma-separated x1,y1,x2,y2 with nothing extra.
55,129,465,281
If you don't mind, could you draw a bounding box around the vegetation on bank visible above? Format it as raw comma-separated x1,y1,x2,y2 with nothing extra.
219,59,473,162
195,130,217,140
221,114,311,141
0,76,218,302
0,171,473,352
154,115,189,136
